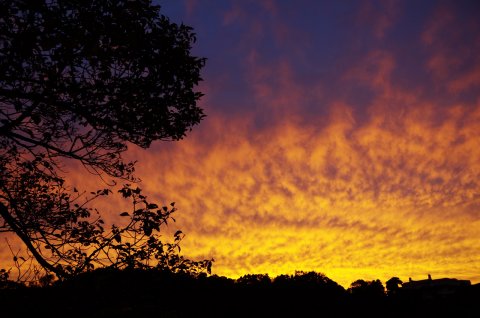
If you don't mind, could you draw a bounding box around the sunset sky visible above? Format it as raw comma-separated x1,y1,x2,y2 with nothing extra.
132,0,480,287
3,0,479,289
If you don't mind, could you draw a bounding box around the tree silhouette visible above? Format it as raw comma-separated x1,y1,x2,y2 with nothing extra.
236,273,271,286
348,279,385,298
1,269,477,317
0,0,209,283
386,276,402,296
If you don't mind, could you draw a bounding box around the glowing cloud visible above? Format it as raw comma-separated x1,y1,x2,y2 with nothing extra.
126,99,480,287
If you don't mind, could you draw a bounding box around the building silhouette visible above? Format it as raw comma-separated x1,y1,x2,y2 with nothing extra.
402,274,471,300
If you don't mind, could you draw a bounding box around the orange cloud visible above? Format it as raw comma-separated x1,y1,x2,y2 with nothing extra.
448,65,480,93
113,39,480,286
110,95,480,287
3,101,479,288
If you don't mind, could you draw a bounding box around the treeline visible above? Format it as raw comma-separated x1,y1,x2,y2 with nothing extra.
0,268,478,317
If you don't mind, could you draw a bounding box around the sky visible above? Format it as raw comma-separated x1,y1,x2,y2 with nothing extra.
133,0,480,287
3,0,479,288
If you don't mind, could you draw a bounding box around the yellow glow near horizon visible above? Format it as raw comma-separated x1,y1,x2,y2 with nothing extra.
2,97,479,289
1,102,479,290
103,101,480,289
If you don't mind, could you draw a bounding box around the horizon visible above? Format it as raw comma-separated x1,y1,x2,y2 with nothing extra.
195,270,476,289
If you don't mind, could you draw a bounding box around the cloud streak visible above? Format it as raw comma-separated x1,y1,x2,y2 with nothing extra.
122,95,480,287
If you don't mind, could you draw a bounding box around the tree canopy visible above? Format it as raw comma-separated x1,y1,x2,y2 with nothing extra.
0,0,209,283
348,279,385,299
0,0,205,177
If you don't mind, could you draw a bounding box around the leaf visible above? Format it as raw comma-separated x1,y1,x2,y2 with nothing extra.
207,261,212,274
144,226,152,236
31,114,41,124
120,212,130,216
147,203,158,209
119,188,132,198
114,233,121,243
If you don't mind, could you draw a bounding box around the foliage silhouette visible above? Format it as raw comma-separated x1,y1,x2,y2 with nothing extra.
0,0,209,282
236,273,271,286
348,278,385,299
0,269,477,318
386,276,403,296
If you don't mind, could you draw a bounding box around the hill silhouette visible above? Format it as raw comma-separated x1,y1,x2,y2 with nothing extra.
1,268,478,318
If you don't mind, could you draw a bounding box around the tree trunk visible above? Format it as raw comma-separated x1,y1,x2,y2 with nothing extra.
0,202,64,278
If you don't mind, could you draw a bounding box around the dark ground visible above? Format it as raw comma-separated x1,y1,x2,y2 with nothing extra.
1,269,478,318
